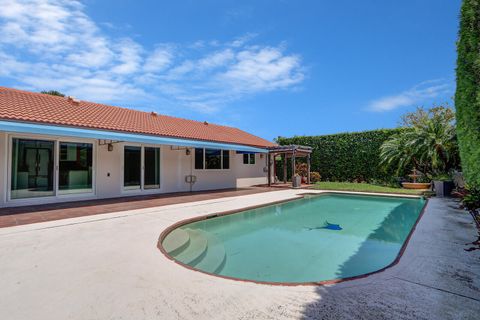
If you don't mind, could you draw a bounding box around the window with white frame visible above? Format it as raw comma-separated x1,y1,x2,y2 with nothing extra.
243,153,255,165
195,148,230,170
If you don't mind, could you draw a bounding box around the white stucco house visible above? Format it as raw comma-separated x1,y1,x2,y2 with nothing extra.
0,87,276,208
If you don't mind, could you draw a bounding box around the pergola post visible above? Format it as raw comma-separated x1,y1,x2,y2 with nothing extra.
307,154,311,184
283,154,287,184
291,149,296,187
267,153,272,186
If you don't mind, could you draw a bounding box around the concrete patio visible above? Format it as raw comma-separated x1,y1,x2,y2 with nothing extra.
0,189,478,320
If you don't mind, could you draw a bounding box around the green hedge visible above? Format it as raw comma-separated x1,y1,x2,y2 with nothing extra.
455,0,480,187
276,128,404,183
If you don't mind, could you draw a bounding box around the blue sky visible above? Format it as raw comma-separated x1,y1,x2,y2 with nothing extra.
0,0,460,141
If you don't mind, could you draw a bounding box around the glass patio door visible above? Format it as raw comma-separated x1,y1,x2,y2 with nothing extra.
124,146,142,190
58,142,93,194
144,147,160,189
124,146,160,190
11,138,55,199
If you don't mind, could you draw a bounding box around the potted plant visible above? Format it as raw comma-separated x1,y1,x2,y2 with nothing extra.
295,163,309,184
432,173,455,197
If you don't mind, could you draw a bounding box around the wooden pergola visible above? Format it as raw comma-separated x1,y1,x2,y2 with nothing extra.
267,145,313,187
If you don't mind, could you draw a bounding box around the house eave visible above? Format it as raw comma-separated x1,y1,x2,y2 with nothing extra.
0,120,269,153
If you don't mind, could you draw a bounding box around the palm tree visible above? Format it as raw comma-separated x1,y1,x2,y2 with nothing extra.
380,106,458,178
379,131,414,176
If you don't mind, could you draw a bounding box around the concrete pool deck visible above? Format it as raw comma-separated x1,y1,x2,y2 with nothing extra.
0,189,478,319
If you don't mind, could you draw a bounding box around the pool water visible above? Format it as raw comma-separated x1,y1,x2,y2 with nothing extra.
162,193,426,283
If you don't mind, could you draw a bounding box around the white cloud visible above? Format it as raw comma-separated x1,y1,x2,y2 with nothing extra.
144,46,173,72
221,47,304,93
197,49,234,70
368,80,451,112
228,33,257,48
111,39,143,75
0,0,305,113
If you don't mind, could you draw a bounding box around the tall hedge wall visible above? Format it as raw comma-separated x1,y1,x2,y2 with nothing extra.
455,0,480,187
276,128,404,183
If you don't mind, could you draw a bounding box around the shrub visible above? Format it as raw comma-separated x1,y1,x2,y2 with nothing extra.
295,163,309,177
310,172,321,183
455,0,480,188
276,128,403,183
462,187,480,211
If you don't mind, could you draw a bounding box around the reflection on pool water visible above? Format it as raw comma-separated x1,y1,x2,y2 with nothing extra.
162,193,426,283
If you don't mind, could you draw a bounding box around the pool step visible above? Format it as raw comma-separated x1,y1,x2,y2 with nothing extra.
192,232,226,274
171,229,208,265
162,228,190,256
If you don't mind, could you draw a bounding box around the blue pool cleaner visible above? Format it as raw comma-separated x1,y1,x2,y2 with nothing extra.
306,221,342,231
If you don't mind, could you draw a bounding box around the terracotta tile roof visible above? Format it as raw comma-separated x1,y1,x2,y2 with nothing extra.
0,87,275,148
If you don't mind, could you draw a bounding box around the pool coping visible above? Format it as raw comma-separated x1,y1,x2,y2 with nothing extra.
157,191,429,287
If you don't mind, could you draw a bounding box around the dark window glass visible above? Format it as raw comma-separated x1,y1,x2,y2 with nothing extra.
249,153,255,164
11,138,55,199
59,142,93,194
243,153,255,164
205,149,221,169
195,148,204,169
124,146,141,189
243,153,249,164
222,150,230,169
144,147,160,189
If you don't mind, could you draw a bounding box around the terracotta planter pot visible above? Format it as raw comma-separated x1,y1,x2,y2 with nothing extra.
401,182,431,190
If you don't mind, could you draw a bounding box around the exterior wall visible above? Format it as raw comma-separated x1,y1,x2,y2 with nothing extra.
96,142,122,199
233,153,268,188
161,146,191,193
0,130,269,208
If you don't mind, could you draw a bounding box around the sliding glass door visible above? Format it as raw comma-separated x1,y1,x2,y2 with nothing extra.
124,146,141,190
11,138,55,199
124,146,160,190
10,138,95,201
144,147,160,189
59,142,93,194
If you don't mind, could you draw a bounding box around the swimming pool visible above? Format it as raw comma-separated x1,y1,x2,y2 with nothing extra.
160,193,426,284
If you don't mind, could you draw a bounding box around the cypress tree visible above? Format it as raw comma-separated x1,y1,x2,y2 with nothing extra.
455,0,480,187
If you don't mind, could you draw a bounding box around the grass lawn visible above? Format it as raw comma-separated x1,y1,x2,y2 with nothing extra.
313,181,427,195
